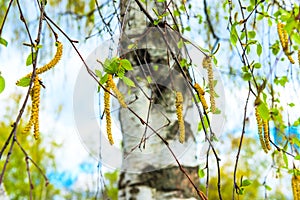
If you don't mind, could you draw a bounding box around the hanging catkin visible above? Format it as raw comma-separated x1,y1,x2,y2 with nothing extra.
263,119,271,151
17,41,63,85
277,23,295,64
104,80,114,145
255,106,268,153
107,74,127,108
23,76,41,140
202,56,216,113
194,83,208,111
175,91,185,143
292,175,300,200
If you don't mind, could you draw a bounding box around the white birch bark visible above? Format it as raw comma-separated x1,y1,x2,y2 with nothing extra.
118,1,200,199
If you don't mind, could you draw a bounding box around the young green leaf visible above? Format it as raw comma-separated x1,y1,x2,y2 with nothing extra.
100,73,108,85
95,69,102,78
265,185,272,191
288,103,295,107
282,152,288,168
16,77,31,87
122,76,135,87
253,63,261,69
26,52,37,66
257,102,269,120
230,24,238,46
198,168,205,178
0,75,5,93
256,43,262,56
241,179,252,187
117,67,125,78
120,59,133,70
198,115,209,131
242,72,252,81
248,31,256,39
177,39,184,49
0,37,8,47
294,155,300,160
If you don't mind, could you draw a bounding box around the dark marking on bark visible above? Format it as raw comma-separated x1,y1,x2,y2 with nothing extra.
129,187,140,194
137,166,199,198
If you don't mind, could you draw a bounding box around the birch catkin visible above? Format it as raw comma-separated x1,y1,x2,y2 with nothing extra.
263,119,271,151
277,23,295,64
255,106,268,153
292,175,300,200
107,74,127,108
194,83,208,111
17,41,63,85
23,76,41,140
203,56,216,113
175,91,185,143
104,82,114,145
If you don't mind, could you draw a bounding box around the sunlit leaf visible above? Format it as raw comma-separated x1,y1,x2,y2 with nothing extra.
257,102,269,120
253,63,261,69
265,185,272,191
26,52,37,66
248,31,256,39
0,37,8,47
242,72,252,81
198,168,205,178
95,69,102,78
16,77,30,87
241,179,252,187
230,24,238,46
256,43,262,56
100,73,108,85
295,155,300,160
120,59,133,70
0,75,5,93
122,76,135,87
282,152,288,168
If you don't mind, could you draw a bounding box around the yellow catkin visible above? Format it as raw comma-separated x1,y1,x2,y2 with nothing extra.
287,54,296,64
277,23,295,64
255,106,268,153
194,83,208,111
203,56,216,113
263,119,271,151
104,83,114,145
175,91,185,143
277,23,287,51
16,41,63,85
23,76,41,140
32,76,40,139
107,74,127,108
23,115,34,134
292,175,300,200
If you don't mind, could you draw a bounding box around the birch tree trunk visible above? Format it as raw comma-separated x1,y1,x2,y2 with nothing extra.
118,1,201,199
